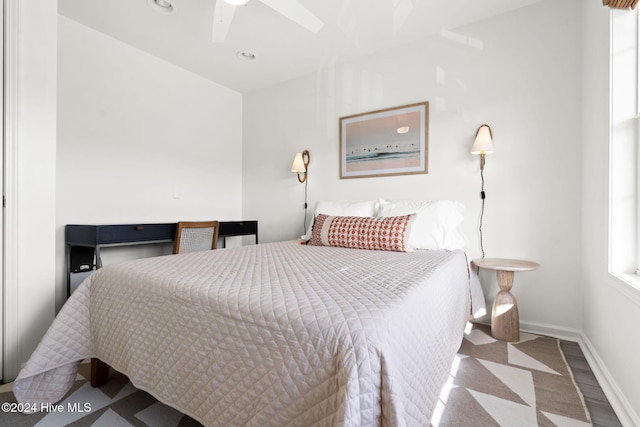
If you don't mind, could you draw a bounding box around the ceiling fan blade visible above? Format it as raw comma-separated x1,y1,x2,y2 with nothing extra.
259,0,323,33
212,0,237,43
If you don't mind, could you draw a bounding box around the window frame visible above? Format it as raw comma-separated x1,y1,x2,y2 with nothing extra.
609,7,640,294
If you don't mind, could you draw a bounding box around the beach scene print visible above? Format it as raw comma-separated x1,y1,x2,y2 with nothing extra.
341,103,427,178
345,139,421,172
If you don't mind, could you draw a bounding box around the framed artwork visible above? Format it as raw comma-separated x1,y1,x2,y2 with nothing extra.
339,101,428,179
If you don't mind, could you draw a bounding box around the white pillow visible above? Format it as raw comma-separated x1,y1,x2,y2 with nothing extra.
377,198,466,250
302,200,378,240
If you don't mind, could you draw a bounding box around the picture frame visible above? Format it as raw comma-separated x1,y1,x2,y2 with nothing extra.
339,101,428,179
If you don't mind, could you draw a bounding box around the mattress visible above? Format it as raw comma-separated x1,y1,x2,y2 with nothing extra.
14,241,476,426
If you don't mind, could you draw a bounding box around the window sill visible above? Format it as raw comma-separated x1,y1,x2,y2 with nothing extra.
608,271,640,306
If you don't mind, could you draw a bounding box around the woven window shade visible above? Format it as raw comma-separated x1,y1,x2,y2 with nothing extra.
604,0,639,9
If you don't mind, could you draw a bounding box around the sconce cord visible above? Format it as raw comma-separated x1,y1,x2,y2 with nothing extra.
479,168,486,259
303,173,309,234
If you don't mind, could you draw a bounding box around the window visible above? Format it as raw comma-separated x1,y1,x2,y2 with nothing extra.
610,7,640,289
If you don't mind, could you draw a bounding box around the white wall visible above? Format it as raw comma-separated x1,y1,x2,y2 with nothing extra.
243,0,583,331
55,16,244,311
582,2,640,425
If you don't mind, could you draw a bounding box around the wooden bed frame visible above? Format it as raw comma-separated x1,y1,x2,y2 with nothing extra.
90,358,110,387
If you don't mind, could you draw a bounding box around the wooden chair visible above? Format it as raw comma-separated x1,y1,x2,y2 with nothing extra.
172,221,220,254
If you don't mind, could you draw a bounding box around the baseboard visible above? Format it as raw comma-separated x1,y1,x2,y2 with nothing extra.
501,319,639,427
578,333,640,427
519,320,583,342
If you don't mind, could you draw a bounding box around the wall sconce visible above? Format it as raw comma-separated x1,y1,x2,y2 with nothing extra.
471,124,494,259
471,124,494,171
291,150,311,235
291,150,310,183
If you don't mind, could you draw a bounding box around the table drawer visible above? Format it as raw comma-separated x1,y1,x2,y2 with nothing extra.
66,223,176,246
219,221,258,237
98,224,176,244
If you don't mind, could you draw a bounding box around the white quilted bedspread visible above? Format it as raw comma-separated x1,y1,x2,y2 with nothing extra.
14,241,474,426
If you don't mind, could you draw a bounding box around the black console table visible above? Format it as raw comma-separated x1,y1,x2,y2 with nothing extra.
66,221,258,296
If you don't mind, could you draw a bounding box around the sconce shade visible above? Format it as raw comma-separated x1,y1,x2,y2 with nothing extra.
291,150,310,183
291,153,306,173
471,124,494,155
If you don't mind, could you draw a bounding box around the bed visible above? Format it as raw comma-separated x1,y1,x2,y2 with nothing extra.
14,221,482,426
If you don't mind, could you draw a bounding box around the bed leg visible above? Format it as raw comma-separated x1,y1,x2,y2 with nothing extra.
90,358,110,387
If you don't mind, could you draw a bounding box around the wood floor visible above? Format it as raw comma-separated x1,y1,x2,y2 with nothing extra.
560,341,622,427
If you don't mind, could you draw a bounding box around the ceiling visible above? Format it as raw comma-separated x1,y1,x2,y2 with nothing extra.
58,0,544,94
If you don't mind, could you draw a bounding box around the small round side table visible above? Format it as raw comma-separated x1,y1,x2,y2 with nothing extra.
472,258,540,342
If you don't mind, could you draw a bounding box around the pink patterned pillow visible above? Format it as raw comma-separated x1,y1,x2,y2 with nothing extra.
309,213,415,252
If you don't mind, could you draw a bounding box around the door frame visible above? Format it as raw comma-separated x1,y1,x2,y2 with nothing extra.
3,0,21,382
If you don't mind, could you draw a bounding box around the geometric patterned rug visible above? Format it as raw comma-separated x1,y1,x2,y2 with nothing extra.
431,323,592,427
0,363,202,427
0,323,591,426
